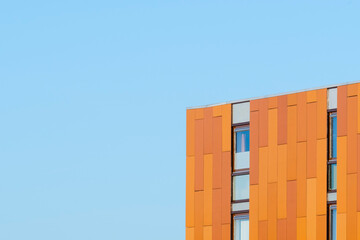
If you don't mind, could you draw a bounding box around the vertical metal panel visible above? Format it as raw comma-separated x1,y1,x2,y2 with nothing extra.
338,86,348,137
258,221,268,240
268,96,278,109
296,217,307,240
306,102,317,178
213,105,222,117
186,109,196,157
186,227,195,240
195,191,204,240
297,92,307,142
337,213,347,240
259,99,269,147
306,178,317,240
317,89,327,139
221,224,230,240
316,139,327,215
297,142,307,217
221,104,231,152
250,185,259,240
204,154,213,226
232,102,250,124
195,119,204,191
268,183,278,240
277,145,287,219
203,226,212,240
212,117,222,189
196,108,204,119
186,156,195,227
347,173,357,240
348,83,358,97
277,95,287,145
338,136,348,214
221,151,231,224
316,215,326,240
287,105,297,181
287,181,297,240
259,147,268,221
212,189,221,240
268,108,278,183
307,90,317,103
204,108,213,154
287,93,297,106
250,111,259,185
277,219,287,240
347,96,358,174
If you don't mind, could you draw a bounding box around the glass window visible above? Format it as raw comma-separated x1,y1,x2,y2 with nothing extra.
329,113,337,159
328,164,337,191
234,215,249,240
233,175,249,201
234,126,250,170
235,127,250,153
329,205,337,240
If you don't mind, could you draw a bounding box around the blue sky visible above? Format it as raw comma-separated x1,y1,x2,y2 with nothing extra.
0,1,359,239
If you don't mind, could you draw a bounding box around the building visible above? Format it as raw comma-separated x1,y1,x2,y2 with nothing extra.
185,81,360,240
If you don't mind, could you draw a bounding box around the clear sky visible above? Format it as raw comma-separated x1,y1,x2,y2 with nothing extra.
0,1,359,239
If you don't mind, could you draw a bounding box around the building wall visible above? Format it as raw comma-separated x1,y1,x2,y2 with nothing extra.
186,82,360,240
186,104,232,240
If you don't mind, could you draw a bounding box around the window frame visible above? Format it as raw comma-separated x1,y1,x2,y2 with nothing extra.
233,123,250,173
328,203,337,240
232,213,249,240
327,110,337,193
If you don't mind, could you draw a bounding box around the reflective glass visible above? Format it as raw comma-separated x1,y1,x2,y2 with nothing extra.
233,175,249,201
236,129,250,153
328,164,337,190
234,216,249,240
330,206,337,240
330,114,337,158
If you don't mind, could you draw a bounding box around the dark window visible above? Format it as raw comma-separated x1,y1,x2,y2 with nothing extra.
329,205,337,240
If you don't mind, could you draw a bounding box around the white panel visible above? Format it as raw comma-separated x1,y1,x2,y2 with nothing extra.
232,202,250,212
232,102,250,124
327,192,337,202
234,152,250,170
328,88,337,109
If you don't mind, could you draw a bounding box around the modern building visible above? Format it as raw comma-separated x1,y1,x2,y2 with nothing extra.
185,81,360,240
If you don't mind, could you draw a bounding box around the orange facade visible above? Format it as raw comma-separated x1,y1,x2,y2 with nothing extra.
186,82,360,239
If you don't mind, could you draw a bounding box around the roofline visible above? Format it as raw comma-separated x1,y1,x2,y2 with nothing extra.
187,80,360,110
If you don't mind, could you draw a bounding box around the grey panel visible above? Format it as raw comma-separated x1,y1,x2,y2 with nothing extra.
232,202,250,212
328,88,337,109
232,102,250,124
327,192,337,202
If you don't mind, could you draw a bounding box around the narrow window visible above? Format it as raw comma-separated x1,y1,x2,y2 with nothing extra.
233,214,249,240
329,205,337,240
234,126,250,170
328,112,337,191
232,174,250,201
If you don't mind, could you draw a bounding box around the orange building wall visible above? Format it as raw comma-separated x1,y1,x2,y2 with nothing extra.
186,83,360,240
336,83,360,240
186,104,232,240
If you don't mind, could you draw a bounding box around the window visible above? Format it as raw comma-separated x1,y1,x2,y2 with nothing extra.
234,126,250,170
328,112,337,191
329,205,337,240
232,174,250,201
233,215,249,240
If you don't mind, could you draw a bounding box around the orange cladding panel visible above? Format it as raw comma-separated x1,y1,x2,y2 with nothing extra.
348,83,358,97
317,89,327,139
297,92,307,142
268,183,277,240
203,226,212,240
306,178,316,240
221,151,231,224
221,224,230,240
259,147,268,221
337,213,347,240
288,93,297,106
297,142,307,217
258,221,268,240
316,215,326,240
259,99,269,147
195,108,204,119
251,99,260,112
277,219,286,240
338,85,347,137
221,104,231,152
307,90,317,103
287,105,297,180
250,111,259,185
212,117,222,189
204,154,213,226
287,181,297,240
316,139,327,215
278,145,287,219
195,119,204,191
186,227,195,240
195,191,204,240
212,189,221,240
204,108,213,154
250,185,259,240
296,217,307,240
268,108,278,183
186,156,195,227
347,173,357,240
306,102,317,178
347,96,358,173
338,136,347,213
187,109,196,156
268,96,278,109
278,95,287,145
